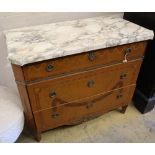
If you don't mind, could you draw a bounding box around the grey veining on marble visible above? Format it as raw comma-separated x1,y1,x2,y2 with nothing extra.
5,15,154,66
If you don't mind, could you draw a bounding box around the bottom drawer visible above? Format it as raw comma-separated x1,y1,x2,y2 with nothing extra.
34,85,135,132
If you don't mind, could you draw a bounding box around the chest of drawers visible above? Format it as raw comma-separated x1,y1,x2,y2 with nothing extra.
5,16,154,141
12,41,146,140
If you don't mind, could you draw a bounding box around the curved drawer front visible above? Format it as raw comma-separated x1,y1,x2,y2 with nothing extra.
33,85,135,132
23,41,147,81
28,59,142,112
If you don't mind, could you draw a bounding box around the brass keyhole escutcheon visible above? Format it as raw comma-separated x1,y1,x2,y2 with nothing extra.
88,51,96,61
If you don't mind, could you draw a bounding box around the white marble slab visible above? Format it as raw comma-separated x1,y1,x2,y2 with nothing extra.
5,15,154,66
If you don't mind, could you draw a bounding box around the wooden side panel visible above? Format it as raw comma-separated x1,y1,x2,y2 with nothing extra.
23,41,147,81
16,83,38,134
11,65,39,136
11,64,25,82
33,85,135,132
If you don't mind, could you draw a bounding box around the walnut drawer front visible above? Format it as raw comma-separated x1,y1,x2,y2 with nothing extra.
22,41,147,82
33,85,135,132
27,59,142,112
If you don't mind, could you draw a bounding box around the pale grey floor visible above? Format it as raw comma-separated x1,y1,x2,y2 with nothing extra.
17,103,155,143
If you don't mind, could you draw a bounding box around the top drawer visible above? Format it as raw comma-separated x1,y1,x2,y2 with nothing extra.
21,41,147,82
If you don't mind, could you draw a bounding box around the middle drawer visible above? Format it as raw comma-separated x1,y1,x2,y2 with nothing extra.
27,59,142,112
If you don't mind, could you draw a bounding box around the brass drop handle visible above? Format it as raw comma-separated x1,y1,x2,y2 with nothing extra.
123,48,131,63
49,90,56,98
120,73,127,80
87,80,94,88
88,51,96,61
46,64,54,72
116,93,123,99
51,112,60,118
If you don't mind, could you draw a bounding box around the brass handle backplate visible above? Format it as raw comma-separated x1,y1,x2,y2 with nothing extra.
49,90,56,98
87,80,94,88
46,64,54,72
125,48,132,55
51,112,60,118
120,73,127,80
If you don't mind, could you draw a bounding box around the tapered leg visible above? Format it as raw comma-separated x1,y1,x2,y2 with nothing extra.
120,105,128,114
34,133,41,142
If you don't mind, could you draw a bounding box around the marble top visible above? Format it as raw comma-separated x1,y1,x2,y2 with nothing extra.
5,15,154,66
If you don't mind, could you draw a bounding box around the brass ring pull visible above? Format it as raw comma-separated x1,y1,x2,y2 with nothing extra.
49,90,56,98
123,48,131,63
88,51,96,61
46,64,54,72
